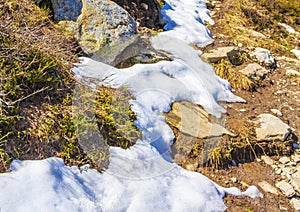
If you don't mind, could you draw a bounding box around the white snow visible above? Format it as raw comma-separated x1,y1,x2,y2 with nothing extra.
291,49,300,60
278,22,299,34
0,0,263,211
161,0,214,47
0,157,262,212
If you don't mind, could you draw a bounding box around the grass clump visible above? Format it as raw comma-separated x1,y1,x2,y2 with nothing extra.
218,0,300,56
0,0,85,172
213,59,255,91
95,87,142,149
0,0,141,172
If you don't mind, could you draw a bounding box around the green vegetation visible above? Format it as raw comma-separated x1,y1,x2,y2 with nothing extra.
0,0,86,172
95,87,141,149
0,0,140,172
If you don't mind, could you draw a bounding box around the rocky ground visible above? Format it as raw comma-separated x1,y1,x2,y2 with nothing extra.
1,0,299,210
186,0,300,211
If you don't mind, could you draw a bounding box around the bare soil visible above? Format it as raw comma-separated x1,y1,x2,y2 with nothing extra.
189,0,300,211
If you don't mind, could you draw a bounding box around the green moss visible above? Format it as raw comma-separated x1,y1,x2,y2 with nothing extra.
0,0,81,172
95,87,142,149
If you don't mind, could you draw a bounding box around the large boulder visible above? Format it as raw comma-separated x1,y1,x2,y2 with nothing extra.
33,0,82,21
51,0,82,21
239,63,270,79
75,0,138,65
201,46,235,63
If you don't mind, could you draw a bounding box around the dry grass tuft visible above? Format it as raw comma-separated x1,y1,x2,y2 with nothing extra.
213,59,255,91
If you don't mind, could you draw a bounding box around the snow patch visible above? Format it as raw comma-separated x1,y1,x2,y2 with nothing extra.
291,49,300,60
278,22,299,34
161,0,214,47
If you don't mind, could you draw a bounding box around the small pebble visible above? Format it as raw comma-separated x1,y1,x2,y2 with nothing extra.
231,177,238,183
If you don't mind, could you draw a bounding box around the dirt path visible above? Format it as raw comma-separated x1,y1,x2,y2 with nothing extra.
194,0,300,210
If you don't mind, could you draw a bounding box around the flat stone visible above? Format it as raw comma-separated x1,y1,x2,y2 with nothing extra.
164,101,236,139
201,46,235,63
270,109,283,116
258,181,279,195
255,114,290,142
290,198,300,211
290,177,300,194
279,156,290,164
261,155,275,165
239,63,269,79
252,47,276,68
282,166,293,173
275,180,295,197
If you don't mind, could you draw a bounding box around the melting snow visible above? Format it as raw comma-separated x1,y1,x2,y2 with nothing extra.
291,49,300,60
278,22,299,35
0,0,263,211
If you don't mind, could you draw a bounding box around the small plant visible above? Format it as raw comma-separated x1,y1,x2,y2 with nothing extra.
95,87,142,149
213,59,255,91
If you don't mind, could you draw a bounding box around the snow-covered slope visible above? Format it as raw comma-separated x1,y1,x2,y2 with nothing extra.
0,0,262,211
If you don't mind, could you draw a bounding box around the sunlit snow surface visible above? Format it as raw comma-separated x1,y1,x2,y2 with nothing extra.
291,49,300,60
278,22,299,35
0,0,263,211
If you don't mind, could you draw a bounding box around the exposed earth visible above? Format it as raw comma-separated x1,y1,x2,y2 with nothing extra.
186,0,300,211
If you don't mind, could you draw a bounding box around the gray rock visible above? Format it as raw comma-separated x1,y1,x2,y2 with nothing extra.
252,47,276,68
164,101,236,139
51,0,83,21
261,155,274,165
239,63,270,79
258,181,279,195
290,198,300,211
255,114,290,142
201,46,235,63
275,180,295,197
75,0,137,65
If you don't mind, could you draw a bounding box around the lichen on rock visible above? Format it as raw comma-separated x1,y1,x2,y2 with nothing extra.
75,0,138,65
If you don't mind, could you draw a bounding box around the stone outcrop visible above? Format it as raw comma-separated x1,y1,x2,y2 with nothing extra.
75,0,138,65
51,0,82,21
34,0,82,21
